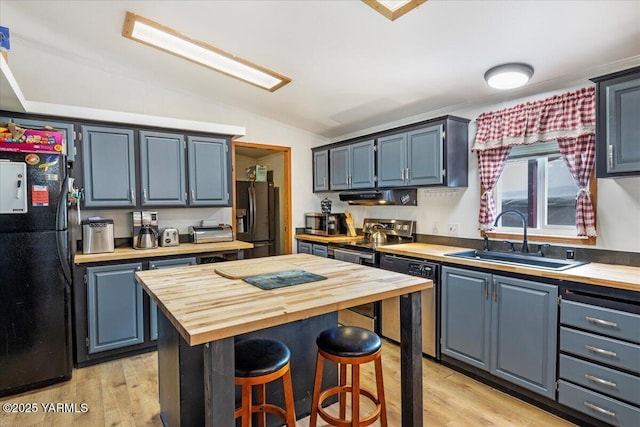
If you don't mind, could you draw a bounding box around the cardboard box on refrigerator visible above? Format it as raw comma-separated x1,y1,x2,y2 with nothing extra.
246,164,267,182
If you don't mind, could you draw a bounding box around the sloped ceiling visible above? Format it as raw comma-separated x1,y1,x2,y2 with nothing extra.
1,1,639,139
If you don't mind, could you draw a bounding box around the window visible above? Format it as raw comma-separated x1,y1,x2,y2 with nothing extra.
494,142,580,235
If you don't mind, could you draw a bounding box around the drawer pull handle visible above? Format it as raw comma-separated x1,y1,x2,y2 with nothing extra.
585,316,618,328
584,401,616,418
584,374,617,388
585,345,617,358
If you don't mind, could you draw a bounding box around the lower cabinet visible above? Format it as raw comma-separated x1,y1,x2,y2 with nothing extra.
148,257,197,340
297,241,328,257
441,266,558,398
86,263,144,354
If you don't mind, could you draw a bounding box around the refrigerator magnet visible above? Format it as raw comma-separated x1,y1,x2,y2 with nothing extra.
32,185,49,206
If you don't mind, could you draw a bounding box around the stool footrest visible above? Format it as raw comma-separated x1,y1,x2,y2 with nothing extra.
316,386,381,427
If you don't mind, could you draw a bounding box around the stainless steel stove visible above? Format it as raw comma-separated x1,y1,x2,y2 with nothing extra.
328,218,415,333
327,218,415,266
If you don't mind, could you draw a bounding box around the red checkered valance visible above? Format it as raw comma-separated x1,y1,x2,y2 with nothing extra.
474,87,597,237
472,87,595,151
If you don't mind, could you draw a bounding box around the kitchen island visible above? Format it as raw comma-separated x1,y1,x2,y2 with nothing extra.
135,253,431,427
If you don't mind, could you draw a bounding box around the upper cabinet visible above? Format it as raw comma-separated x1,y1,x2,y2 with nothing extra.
187,135,230,206
329,139,375,190
313,149,329,192
378,124,445,187
592,66,640,178
313,115,469,192
139,130,187,207
81,125,137,208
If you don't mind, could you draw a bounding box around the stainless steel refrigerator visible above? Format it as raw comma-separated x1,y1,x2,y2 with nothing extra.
0,148,73,396
236,180,277,258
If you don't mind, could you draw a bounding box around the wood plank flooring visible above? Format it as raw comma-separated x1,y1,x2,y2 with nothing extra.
0,341,576,427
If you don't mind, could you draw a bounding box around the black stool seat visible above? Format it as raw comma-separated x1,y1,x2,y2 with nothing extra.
235,338,291,378
316,326,381,357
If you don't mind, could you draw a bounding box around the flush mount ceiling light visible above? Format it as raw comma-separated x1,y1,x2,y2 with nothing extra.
484,63,534,90
122,12,291,92
362,0,428,21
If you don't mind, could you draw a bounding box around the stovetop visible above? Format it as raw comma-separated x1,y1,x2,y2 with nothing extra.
329,218,415,253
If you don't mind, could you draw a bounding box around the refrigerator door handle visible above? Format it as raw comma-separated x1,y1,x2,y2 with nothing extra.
55,176,72,286
248,186,255,237
56,230,73,286
56,176,69,231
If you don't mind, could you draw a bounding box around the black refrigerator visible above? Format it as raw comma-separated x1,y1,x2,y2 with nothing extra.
0,146,73,396
236,180,277,258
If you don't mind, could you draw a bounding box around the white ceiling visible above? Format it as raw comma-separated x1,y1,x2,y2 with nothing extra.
1,1,639,139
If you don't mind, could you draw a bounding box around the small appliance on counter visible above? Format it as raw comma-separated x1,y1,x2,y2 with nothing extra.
82,218,115,254
132,211,159,249
160,228,180,247
189,224,233,244
304,212,347,236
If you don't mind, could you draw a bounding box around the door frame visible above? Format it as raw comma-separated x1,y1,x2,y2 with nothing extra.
232,141,292,255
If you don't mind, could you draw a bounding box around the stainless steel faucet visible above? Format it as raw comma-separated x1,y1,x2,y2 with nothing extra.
493,210,529,253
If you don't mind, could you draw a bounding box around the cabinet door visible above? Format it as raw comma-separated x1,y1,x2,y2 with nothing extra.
349,140,375,189
441,266,492,371
148,257,197,341
407,125,443,185
605,78,640,174
329,146,350,190
81,125,136,207
312,244,328,258
187,136,230,206
86,263,143,353
298,241,312,254
313,149,329,192
377,133,407,187
3,117,76,162
140,131,186,206
490,276,558,398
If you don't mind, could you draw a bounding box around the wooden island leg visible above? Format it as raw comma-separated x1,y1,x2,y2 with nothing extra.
400,291,423,427
203,337,235,427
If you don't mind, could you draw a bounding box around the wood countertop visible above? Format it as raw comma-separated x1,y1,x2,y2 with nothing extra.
295,234,363,244
135,253,431,346
74,240,254,264
376,243,640,292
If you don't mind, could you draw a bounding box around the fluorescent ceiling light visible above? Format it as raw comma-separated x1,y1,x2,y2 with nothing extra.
362,0,428,21
122,12,291,92
484,63,534,90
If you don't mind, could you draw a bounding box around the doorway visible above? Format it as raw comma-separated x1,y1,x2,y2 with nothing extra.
232,141,292,256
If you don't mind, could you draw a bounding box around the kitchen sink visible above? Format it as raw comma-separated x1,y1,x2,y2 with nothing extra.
445,250,588,271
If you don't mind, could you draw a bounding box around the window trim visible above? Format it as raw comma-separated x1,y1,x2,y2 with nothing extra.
481,164,597,246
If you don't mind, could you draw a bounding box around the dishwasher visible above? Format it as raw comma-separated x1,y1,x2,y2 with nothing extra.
379,253,440,359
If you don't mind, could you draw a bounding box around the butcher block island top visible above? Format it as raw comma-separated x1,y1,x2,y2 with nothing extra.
135,253,431,346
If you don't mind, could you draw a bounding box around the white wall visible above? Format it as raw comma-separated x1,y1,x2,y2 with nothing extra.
319,85,640,253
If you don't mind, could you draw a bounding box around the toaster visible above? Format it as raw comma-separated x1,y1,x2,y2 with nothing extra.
160,228,180,247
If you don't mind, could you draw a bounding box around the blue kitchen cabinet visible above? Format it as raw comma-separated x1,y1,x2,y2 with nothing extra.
329,140,375,190
312,243,328,257
86,263,144,353
298,241,312,254
81,125,136,207
442,266,558,398
148,257,197,341
0,116,76,162
313,149,329,192
592,66,640,177
139,130,187,206
187,135,230,206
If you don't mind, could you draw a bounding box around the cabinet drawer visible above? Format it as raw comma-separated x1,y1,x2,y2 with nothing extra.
560,355,640,406
560,327,640,374
558,380,640,427
561,300,640,343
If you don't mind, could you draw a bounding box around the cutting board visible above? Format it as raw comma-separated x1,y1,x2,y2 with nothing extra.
214,260,298,279
345,210,357,237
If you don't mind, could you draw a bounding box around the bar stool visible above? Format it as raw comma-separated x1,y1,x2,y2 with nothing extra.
234,338,296,427
309,326,388,427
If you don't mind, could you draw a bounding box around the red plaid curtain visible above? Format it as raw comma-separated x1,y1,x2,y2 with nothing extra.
473,87,596,235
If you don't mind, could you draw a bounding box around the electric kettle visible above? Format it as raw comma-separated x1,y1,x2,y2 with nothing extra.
137,224,158,249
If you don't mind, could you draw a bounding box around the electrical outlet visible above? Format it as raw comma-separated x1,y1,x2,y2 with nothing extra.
432,222,439,234
447,223,459,236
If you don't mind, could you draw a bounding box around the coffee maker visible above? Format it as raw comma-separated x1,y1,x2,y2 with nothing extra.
132,211,159,249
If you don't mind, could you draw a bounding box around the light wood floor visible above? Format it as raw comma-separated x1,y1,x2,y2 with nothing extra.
0,341,576,427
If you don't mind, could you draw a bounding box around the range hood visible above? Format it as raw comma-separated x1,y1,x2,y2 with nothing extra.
339,189,417,206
